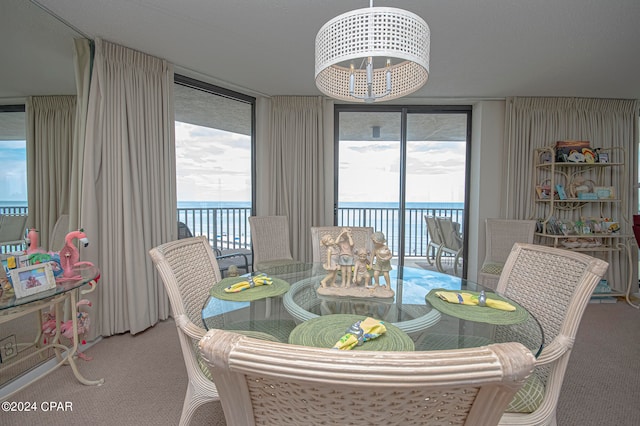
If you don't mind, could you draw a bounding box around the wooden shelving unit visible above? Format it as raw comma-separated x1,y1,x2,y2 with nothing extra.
531,145,637,308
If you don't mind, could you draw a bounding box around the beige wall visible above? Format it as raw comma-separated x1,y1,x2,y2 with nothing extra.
468,101,506,281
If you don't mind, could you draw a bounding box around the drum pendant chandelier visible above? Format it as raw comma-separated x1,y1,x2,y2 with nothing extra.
315,1,430,103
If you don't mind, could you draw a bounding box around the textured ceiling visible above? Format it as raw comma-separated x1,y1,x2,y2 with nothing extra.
3,0,640,101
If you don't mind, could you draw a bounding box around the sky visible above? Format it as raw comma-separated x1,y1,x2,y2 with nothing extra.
0,124,466,204
338,140,466,203
0,140,27,202
175,122,252,202
176,121,466,204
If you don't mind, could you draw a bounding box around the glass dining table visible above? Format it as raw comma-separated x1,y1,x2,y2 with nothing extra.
201,264,543,355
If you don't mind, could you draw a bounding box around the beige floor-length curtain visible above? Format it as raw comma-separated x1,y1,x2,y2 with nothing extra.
503,96,640,294
26,95,76,248
259,96,328,262
80,38,175,336
69,38,93,233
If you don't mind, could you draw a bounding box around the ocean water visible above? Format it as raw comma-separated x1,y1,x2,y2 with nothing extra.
0,201,27,207
1,200,464,210
340,201,464,209
2,200,465,255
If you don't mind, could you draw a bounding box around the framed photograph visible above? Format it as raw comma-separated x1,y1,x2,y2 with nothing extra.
594,186,615,199
555,184,568,200
598,152,609,163
10,263,56,298
536,185,552,199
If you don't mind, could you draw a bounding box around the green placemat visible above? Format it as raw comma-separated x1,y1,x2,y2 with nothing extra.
210,276,290,302
230,330,282,342
426,288,528,325
227,319,298,343
289,314,415,351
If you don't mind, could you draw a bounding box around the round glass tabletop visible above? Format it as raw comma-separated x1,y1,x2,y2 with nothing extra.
202,263,543,355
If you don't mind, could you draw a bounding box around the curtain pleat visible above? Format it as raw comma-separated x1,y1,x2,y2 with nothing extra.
265,96,327,262
69,38,93,234
504,96,640,295
26,95,76,249
81,38,174,336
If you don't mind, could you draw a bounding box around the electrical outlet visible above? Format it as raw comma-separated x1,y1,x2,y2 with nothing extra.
0,335,18,363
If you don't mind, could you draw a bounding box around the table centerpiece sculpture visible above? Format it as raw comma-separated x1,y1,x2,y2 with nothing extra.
317,230,394,299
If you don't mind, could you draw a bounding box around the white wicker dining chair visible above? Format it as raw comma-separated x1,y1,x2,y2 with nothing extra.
496,243,608,426
49,214,69,252
148,236,222,426
478,218,537,290
200,329,535,426
248,215,304,271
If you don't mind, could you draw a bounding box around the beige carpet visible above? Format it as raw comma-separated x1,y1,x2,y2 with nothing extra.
556,301,640,425
0,319,225,425
1,302,639,425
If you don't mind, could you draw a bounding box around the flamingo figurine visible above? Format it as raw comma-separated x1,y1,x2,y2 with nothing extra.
42,299,94,361
60,299,93,360
58,229,94,281
26,228,46,254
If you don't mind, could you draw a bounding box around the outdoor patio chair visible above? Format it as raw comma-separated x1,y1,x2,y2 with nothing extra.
148,236,222,426
0,213,28,250
496,243,608,426
177,221,193,239
248,215,303,273
435,217,463,275
199,329,535,426
424,215,444,266
177,221,251,277
478,218,537,290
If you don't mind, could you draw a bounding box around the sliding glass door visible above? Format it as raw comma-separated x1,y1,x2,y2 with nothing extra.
335,105,471,275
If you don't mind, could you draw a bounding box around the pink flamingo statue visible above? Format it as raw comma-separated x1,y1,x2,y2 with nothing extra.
26,228,46,254
58,229,94,281
60,299,93,360
42,299,93,361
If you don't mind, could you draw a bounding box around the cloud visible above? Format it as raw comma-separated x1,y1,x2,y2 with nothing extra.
176,122,252,201
338,140,466,203
1,123,466,205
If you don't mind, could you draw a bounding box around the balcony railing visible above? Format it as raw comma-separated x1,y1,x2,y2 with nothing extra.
2,205,464,258
336,207,464,257
178,205,464,258
177,207,252,251
0,206,28,215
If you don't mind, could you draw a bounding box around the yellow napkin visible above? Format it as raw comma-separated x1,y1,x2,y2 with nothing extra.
224,274,273,293
332,317,387,350
435,291,516,312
